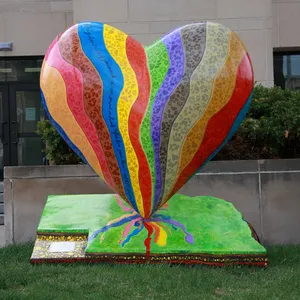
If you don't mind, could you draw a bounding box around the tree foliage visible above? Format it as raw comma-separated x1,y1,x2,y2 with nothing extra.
36,120,82,165
215,85,300,160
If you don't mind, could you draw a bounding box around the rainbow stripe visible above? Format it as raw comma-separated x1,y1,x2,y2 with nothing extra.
41,22,254,218
89,195,193,255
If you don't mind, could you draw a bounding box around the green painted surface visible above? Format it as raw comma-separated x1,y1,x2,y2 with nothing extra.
140,42,170,199
38,194,123,234
38,194,266,255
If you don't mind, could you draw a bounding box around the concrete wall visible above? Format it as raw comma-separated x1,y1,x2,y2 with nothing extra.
0,182,4,247
3,159,300,247
4,165,113,245
0,0,73,56
0,0,274,85
0,182,3,225
272,0,300,48
0,226,4,247
1,0,300,85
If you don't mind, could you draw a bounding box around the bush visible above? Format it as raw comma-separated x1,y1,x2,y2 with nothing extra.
36,120,83,165
37,85,300,164
215,85,300,160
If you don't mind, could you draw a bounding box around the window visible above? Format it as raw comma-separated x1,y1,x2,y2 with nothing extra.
274,52,300,90
0,58,43,83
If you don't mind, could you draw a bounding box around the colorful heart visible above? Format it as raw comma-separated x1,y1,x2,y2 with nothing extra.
40,22,254,218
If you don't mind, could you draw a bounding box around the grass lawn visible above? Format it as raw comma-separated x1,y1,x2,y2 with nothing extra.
0,244,299,300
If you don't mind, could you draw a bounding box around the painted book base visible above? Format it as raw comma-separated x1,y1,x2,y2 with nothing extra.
30,194,268,267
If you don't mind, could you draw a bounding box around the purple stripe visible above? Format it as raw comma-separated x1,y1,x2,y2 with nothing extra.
150,30,185,213
149,218,194,244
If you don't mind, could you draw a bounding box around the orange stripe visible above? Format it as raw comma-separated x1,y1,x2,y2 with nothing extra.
58,26,119,194
40,62,102,176
169,53,253,200
163,32,247,202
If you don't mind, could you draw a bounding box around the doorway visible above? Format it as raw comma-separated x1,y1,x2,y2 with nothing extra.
0,57,45,180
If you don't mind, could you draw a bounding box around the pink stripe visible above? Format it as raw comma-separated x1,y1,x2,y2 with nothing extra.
44,38,58,61
115,194,132,212
46,43,113,187
121,219,138,239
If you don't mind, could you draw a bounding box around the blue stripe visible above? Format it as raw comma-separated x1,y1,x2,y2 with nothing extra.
152,214,177,230
194,91,253,175
78,22,137,211
41,89,87,164
89,215,140,241
121,223,144,247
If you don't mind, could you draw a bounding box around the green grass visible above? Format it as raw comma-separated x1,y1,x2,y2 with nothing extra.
0,244,299,299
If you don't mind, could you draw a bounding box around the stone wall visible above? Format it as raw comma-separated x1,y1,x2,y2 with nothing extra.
3,159,300,247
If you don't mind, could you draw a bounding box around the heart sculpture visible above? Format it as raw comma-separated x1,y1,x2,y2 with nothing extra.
40,21,254,219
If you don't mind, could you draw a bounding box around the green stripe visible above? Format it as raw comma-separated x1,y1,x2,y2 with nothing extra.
140,41,170,202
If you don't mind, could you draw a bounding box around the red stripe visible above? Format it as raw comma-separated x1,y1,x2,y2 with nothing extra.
171,54,253,196
56,26,127,200
144,222,154,261
57,27,116,190
149,223,160,243
46,43,109,178
126,36,152,218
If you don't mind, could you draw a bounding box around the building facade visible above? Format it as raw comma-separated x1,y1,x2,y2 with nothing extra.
0,0,299,182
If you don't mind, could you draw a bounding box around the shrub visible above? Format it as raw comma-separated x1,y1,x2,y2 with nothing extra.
37,85,300,164
215,85,300,160
36,120,83,165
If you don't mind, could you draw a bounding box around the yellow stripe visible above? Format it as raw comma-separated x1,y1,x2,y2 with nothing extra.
40,62,103,178
103,24,144,217
164,32,246,203
151,223,167,247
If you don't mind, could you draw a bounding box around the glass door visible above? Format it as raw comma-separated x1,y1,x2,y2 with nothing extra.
0,85,9,180
9,84,45,167
0,58,45,180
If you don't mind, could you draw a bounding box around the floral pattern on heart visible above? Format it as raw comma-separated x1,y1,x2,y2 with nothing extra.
40,21,254,218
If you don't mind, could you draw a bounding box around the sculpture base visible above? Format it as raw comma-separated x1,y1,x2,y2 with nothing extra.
30,194,268,267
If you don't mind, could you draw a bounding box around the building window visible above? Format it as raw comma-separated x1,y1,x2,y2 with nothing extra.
0,58,43,83
0,57,46,177
274,52,300,90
